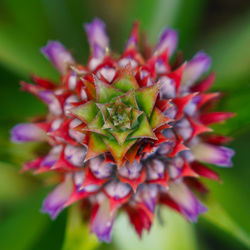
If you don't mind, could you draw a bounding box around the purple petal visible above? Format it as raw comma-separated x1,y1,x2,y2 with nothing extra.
159,76,176,99
182,51,211,86
155,28,178,57
118,160,143,179
146,159,165,180
192,143,235,167
168,182,207,222
126,36,137,49
41,175,73,219
135,184,158,213
41,145,63,168
38,90,54,104
104,181,131,200
91,198,116,243
93,43,105,59
11,123,46,143
41,41,75,75
84,18,109,58
134,184,158,213
175,118,192,140
64,145,87,167
89,156,114,179
36,90,62,116
125,22,139,50
73,171,100,193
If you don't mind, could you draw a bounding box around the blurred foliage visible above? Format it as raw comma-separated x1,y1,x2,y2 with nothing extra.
114,208,198,250
63,205,98,250
0,0,250,250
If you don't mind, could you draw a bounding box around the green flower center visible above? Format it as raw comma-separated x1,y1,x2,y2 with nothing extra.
71,73,169,166
107,105,131,129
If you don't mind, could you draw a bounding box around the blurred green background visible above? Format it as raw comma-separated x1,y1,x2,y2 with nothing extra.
0,0,250,249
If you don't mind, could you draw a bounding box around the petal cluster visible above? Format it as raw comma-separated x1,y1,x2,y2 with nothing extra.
11,18,234,242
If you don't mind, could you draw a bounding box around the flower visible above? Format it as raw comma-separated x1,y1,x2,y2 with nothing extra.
11,18,234,242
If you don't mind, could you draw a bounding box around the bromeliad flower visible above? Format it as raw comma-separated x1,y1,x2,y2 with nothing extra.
11,18,235,242
71,69,165,166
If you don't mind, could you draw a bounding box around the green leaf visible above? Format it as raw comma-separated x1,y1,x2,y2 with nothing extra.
113,73,139,92
0,161,40,204
202,196,250,248
113,208,198,250
72,101,98,123
0,188,50,250
150,107,171,130
30,211,67,250
0,0,90,79
120,90,138,109
86,132,108,160
170,0,204,51
135,84,160,118
1,0,50,44
211,87,250,136
42,0,90,62
202,132,250,236
95,78,123,104
130,114,156,140
131,108,143,125
0,26,58,80
87,112,108,135
62,205,99,250
0,140,48,168
103,137,136,166
120,0,203,51
110,130,131,145
200,12,250,91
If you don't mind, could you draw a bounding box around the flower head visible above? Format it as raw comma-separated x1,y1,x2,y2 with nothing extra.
11,18,234,242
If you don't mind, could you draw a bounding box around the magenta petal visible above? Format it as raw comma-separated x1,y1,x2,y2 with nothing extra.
126,36,137,49
193,143,235,167
182,51,211,86
93,43,105,59
41,146,62,168
105,181,131,200
91,198,116,243
118,160,143,179
159,76,176,98
89,156,114,179
135,184,158,213
155,28,178,57
168,182,207,222
41,41,75,75
38,90,54,104
84,18,109,58
41,175,73,219
11,123,46,143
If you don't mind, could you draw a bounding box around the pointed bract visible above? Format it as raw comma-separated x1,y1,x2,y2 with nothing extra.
84,18,109,58
41,41,75,75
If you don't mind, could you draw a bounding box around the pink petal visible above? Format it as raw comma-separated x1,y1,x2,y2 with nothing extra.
41,41,75,75
41,174,73,219
11,123,46,143
84,18,109,58
168,182,207,222
192,143,234,167
182,51,211,86
118,161,143,180
135,184,158,213
91,198,116,243
89,156,114,179
155,28,178,57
